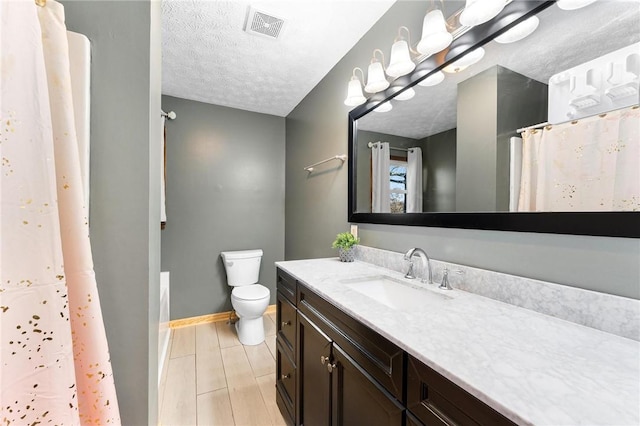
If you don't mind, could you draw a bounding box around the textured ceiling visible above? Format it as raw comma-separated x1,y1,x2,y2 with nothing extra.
358,2,640,139
162,0,395,117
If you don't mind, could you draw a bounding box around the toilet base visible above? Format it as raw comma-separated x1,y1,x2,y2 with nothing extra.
235,316,265,346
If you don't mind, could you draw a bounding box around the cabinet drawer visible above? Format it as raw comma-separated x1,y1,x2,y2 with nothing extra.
277,291,297,355
407,355,515,426
276,340,296,425
277,268,297,305
297,283,404,402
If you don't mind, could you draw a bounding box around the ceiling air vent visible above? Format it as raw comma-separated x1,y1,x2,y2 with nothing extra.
244,6,285,39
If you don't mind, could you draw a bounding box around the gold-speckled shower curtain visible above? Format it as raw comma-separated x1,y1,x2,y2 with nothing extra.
519,106,640,212
1,0,120,424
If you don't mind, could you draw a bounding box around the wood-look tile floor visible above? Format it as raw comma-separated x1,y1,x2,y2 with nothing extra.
159,312,286,426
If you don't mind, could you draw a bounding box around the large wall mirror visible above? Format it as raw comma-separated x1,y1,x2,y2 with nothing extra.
348,0,640,237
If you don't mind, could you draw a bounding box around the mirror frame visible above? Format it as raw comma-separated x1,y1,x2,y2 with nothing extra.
348,0,640,238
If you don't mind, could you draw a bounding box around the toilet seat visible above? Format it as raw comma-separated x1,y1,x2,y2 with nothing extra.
232,284,269,301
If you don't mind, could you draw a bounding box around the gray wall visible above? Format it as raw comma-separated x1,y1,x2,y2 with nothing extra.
496,68,548,210
62,1,162,425
457,66,547,212
285,1,426,260
456,66,499,212
420,129,456,212
161,96,285,319
284,0,640,300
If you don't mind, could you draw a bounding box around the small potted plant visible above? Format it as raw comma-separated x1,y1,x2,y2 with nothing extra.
332,232,359,262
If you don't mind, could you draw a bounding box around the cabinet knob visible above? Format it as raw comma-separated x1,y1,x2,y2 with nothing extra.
326,362,337,373
281,320,291,327
320,355,329,365
281,373,291,380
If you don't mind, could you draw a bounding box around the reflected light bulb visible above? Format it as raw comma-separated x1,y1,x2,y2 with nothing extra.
374,102,393,113
494,16,539,44
418,71,445,87
443,48,485,73
557,0,598,10
394,88,415,101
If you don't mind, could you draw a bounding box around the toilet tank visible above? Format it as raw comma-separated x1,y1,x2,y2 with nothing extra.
221,249,263,286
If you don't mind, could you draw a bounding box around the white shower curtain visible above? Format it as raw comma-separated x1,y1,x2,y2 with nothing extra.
406,147,423,213
519,106,640,211
1,1,120,424
509,137,523,212
371,142,390,213
161,116,167,227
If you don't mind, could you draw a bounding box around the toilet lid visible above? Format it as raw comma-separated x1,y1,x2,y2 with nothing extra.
232,284,269,301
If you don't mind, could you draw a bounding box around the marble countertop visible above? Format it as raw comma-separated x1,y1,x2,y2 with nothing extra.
276,258,640,426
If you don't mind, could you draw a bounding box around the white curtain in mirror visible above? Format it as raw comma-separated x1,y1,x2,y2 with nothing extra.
407,147,423,213
161,115,167,226
509,137,523,212
519,106,640,212
371,142,391,213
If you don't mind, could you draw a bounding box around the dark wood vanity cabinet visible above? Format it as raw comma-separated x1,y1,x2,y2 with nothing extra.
276,269,298,425
276,268,403,426
276,267,517,426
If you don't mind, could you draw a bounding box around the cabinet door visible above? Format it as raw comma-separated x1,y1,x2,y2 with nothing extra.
298,313,332,426
331,344,404,426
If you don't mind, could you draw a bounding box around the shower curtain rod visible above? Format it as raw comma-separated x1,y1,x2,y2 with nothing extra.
161,110,176,120
517,104,639,133
367,141,409,152
517,122,549,133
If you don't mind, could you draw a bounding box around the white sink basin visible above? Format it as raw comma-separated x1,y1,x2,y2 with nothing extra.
340,275,451,311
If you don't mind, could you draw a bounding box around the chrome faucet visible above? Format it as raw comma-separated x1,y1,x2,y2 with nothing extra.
403,248,433,284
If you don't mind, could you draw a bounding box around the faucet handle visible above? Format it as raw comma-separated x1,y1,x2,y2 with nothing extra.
439,267,452,290
404,260,416,279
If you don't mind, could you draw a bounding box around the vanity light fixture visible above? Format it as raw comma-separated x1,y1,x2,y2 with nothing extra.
386,27,416,78
365,49,390,93
418,71,445,87
417,9,453,56
459,0,507,27
344,67,367,106
443,47,485,73
494,16,539,44
394,87,416,101
373,101,393,113
556,0,598,10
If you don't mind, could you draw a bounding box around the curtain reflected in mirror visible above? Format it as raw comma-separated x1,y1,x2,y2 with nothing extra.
517,106,639,212
371,142,391,213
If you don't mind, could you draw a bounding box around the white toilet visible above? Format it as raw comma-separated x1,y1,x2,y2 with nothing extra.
220,249,270,345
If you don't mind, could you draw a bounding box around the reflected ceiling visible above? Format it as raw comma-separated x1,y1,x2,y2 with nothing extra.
358,2,640,139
